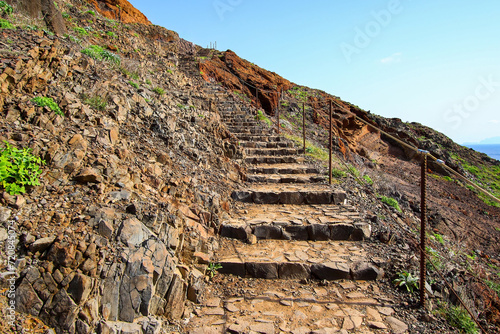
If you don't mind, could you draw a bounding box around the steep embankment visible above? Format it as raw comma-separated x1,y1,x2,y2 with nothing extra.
0,1,246,333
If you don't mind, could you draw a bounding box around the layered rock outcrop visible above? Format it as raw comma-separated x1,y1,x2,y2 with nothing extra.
86,0,151,25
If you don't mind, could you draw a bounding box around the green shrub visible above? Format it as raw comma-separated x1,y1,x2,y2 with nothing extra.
0,142,44,195
347,164,360,178
128,81,139,89
381,196,402,212
485,280,500,299
82,45,120,64
439,304,478,334
153,87,165,96
0,1,13,16
83,95,107,111
73,26,89,36
255,110,272,126
393,271,419,293
332,168,347,178
31,96,64,116
62,12,70,19
0,18,13,29
363,174,373,185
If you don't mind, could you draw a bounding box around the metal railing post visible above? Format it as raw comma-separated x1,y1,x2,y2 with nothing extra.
329,100,332,185
277,102,280,136
419,149,428,307
303,102,306,154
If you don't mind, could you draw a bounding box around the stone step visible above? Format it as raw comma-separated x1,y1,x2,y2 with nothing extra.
244,155,303,164
221,221,370,242
225,121,257,127
231,184,347,205
236,134,282,142
245,147,303,156
230,128,270,135
223,203,367,242
239,141,294,148
248,163,320,174
185,276,405,334
246,174,326,184
215,239,384,281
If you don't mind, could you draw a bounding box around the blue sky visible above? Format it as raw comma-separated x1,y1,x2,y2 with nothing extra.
128,0,500,144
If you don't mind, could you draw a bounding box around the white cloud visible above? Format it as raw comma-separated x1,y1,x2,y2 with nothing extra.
380,52,402,64
489,120,499,124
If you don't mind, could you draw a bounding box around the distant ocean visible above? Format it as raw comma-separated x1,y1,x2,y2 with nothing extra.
465,144,500,161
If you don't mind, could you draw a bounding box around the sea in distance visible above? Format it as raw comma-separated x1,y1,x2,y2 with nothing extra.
465,144,500,161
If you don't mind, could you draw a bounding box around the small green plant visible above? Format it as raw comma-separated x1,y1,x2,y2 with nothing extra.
485,280,500,299
393,271,419,293
0,18,13,29
106,31,116,38
31,96,64,116
207,262,222,279
363,174,373,185
347,164,361,178
255,110,272,126
432,233,444,244
438,303,478,334
128,81,139,89
153,87,165,96
83,95,107,111
62,12,70,19
381,196,402,212
166,69,173,74
145,79,151,85
495,227,500,232
0,142,44,195
332,168,347,178
0,1,13,16
73,26,89,36
83,10,95,16
82,45,120,64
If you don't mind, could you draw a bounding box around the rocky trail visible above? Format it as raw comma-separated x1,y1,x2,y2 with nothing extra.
183,94,410,333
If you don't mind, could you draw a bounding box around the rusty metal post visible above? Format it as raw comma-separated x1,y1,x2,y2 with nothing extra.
419,150,428,307
329,100,332,185
303,102,306,154
277,101,280,136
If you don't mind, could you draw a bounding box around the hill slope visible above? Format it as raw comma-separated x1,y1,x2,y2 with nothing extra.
0,0,499,333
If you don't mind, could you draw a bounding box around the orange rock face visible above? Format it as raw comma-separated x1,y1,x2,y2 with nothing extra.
200,50,293,115
85,0,151,25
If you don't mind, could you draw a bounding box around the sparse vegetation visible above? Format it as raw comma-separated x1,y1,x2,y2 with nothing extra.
0,141,44,195
438,303,479,334
332,168,347,178
363,174,374,185
0,1,13,16
128,81,139,89
81,45,121,64
73,26,89,36
106,31,116,38
31,96,64,116
393,271,419,293
255,110,272,127
83,95,107,111
0,18,13,29
381,196,402,212
206,262,222,279
153,87,165,96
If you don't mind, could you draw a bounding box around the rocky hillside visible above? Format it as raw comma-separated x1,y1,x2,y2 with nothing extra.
0,0,499,333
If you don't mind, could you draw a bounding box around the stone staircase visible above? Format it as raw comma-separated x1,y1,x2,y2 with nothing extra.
184,84,408,334
215,99,382,282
